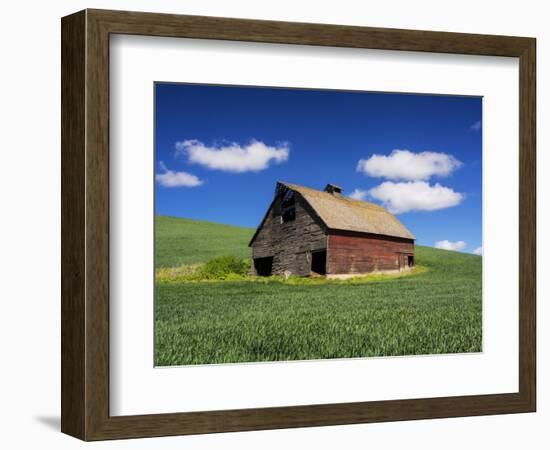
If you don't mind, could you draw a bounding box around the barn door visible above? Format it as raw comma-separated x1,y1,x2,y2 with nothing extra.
398,254,406,270
311,250,327,275
254,256,273,276
398,254,414,269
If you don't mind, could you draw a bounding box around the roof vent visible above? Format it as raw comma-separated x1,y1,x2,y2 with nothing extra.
324,183,343,195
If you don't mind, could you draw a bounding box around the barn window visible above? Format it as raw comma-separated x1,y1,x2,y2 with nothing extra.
272,197,282,218
281,190,296,222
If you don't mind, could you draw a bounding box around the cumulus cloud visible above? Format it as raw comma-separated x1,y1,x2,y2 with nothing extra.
470,120,482,131
473,246,483,255
357,149,462,181
435,240,467,252
348,188,368,201
368,181,464,214
175,139,289,173
156,162,203,188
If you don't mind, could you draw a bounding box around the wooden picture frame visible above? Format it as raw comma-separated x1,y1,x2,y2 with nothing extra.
61,9,536,441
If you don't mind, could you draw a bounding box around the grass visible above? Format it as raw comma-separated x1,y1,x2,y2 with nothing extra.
155,216,254,267
155,216,482,366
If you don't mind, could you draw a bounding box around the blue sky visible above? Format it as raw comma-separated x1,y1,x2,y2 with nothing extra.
155,83,482,254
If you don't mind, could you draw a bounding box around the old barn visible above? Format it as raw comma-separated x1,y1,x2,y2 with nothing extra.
249,182,415,277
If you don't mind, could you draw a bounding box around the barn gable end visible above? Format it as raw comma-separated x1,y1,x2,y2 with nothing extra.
250,186,326,276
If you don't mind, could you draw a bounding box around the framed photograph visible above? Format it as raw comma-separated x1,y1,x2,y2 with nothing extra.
61,9,536,440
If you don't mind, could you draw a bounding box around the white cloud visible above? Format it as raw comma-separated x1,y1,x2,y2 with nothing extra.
470,120,482,131
156,162,203,188
473,246,483,255
435,240,467,252
368,181,464,214
348,188,368,201
357,149,462,181
175,139,289,173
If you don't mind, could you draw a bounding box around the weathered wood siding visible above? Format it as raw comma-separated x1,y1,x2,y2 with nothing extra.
251,196,326,276
327,232,414,274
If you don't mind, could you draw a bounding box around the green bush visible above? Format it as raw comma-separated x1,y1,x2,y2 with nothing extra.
198,255,250,280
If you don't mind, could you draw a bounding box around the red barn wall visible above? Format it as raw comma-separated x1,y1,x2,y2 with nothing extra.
327,232,414,274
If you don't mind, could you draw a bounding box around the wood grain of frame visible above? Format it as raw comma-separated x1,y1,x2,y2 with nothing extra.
61,9,536,441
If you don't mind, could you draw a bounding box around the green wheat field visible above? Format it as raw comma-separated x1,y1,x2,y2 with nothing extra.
155,216,482,366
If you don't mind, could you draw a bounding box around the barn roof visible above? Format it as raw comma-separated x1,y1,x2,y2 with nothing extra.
280,182,415,240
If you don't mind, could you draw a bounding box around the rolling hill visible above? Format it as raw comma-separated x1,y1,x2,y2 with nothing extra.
155,216,255,267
